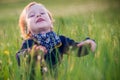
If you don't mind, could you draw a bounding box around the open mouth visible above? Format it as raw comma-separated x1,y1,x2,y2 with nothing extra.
36,18,45,23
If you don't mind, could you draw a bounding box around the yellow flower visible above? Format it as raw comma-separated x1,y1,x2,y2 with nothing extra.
4,50,10,55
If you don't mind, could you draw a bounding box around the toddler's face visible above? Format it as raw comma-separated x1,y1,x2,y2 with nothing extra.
26,4,53,34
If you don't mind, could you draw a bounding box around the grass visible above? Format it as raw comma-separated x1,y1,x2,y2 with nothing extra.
0,0,120,80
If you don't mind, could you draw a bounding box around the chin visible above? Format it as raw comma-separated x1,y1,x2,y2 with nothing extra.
37,25,51,29
36,22,51,28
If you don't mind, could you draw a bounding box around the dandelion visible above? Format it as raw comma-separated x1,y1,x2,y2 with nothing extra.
4,50,10,55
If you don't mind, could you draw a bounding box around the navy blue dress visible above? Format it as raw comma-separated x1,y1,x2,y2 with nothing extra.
16,35,90,67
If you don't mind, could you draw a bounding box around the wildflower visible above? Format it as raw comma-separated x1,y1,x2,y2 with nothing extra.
4,50,10,55
42,67,48,73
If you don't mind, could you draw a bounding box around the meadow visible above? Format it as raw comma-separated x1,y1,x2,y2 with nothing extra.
0,0,120,80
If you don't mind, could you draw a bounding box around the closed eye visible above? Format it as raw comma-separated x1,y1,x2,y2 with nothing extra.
29,15,35,17
28,12,35,18
41,12,45,15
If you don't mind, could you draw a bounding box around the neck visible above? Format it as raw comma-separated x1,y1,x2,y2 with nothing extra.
31,28,52,34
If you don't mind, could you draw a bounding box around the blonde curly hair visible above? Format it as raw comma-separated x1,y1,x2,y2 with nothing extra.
19,2,54,39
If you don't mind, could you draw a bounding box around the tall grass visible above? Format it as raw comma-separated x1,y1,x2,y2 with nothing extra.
0,0,120,80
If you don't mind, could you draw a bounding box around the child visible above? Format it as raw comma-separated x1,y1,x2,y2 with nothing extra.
16,1,96,79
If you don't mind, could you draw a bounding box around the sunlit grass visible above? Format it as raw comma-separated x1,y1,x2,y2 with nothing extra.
0,0,120,80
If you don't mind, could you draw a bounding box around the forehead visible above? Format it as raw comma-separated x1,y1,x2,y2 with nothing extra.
27,4,47,12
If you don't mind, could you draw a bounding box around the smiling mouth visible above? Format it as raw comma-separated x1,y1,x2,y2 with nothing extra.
36,18,45,23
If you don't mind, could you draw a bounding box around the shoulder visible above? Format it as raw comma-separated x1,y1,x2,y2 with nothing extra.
23,38,34,45
21,38,35,49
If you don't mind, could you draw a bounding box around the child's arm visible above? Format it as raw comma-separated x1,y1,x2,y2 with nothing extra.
16,39,34,66
16,39,47,66
77,38,96,53
59,35,77,54
76,37,96,57
59,36,96,56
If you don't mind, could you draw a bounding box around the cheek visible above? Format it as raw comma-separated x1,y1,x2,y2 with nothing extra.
44,14,52,23
45,18,52,25
27,19,35,27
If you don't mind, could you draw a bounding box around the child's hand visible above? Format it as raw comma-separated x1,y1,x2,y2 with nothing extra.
77,39,96,52
32,45,47,54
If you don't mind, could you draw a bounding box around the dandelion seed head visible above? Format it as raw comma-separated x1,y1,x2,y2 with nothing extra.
37,55,41,61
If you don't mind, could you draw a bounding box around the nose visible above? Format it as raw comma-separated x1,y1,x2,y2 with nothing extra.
36,14,41,17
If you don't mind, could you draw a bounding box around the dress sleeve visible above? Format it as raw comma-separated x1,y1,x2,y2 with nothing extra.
59,36,95,57
59,35,78,54
15,39,34,66
77,37,95,57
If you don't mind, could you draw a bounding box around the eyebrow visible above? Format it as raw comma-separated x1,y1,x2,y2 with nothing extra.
27,11,34,15
29,11,34,14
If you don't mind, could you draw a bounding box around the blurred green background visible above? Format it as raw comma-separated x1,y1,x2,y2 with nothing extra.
0,0,120,80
